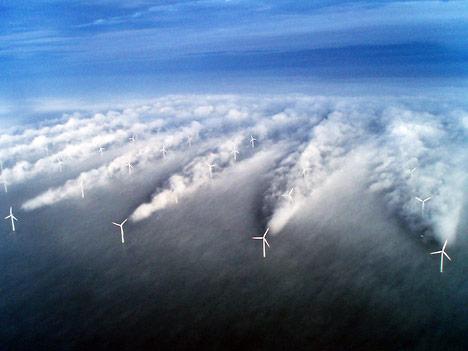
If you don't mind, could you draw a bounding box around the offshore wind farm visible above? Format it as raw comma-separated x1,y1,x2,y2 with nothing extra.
1,1,467,350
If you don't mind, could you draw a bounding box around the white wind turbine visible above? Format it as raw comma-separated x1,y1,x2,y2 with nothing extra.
57,158,64,172
126,161,134,174
231,146,239,161
430,240,452,273
79,180,85,198
206,162,216,179
408,167,416,176
129,135,136,143
160,145,167,159
301,167,311,177
98,146,105,156
415,196,431,215
252,227,270,258
1,179,7,193
112,218,128,243
4,206,18,232
187,136,193,147
250,135,256,148
282,188,294,203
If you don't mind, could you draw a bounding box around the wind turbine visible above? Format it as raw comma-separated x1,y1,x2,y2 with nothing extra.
206,162,216,179
98,146,105,156
129,135,136,143
409,167,416,176
187,136,193,147
1,179,7,193
79,180,85,198
4,206,18,232
250,135,256,148
231,146,239,161
160,145,167,159
112,218,128,244
57,158,64,172
252,227,270,258
301,167,311,177
415,196,431,214
126,161,134,174
430,240,452,273
282,188,294,203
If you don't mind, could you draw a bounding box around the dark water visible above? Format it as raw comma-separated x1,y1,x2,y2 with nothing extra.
0,160,467,351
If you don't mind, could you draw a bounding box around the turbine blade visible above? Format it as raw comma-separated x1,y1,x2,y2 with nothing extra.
252,236,262,240
122,218,128,225
443,252,451,261
442,240,448,251
112,222,119,226
430,251,442,255
264,239,270,248
415,197,423,202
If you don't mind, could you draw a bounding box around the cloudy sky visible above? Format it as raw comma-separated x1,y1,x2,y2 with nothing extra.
1,1,467,350
1,0,468,119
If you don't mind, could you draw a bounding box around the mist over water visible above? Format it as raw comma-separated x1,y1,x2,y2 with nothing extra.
0,95,467,350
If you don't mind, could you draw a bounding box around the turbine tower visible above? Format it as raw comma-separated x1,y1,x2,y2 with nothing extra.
250,135,256,148
4,206,18,232
1,179,7,193
112,218,128,243
415,196,431,214
252,227,270,258
160,145,167,159
301,167,311,177
430,240,452,273
126,161,134,174
282,188,294,203
79,180,85,198
57,158,64,172
206,162,215,179
231,146,239,161
187,136,193,147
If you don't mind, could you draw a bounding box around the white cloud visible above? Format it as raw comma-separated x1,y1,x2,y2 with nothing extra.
2,95,463,245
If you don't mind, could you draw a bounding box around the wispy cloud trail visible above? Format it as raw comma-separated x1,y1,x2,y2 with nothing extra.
0,95,463,244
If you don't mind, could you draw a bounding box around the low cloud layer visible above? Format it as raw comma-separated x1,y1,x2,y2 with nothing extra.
1,95,465,244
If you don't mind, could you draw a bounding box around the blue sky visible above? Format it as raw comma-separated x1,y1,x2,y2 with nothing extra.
1,0,468,117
